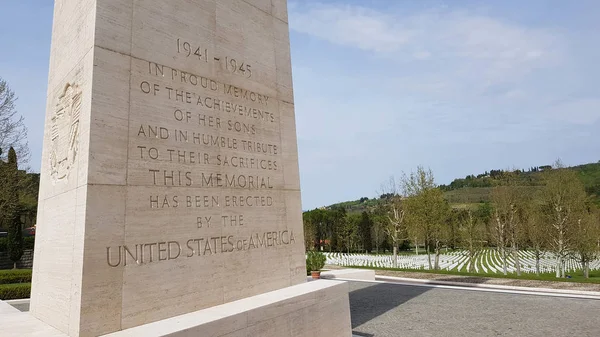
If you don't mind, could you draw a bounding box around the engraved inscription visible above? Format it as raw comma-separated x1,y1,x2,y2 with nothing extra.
114,40,296,263
148,62,267,105
149,195,274,209
106,230,297,267
176,38,208,62
175,39,252,78
50,83,82,184
139,81,274,123
135,125,279,155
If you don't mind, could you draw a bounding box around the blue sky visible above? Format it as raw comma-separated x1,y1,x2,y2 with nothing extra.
1,1,599,210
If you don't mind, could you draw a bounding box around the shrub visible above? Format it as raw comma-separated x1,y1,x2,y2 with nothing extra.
0,269,32,284
23,236,35,250
306,250,326,273
0,283,31,300
0,236,34,251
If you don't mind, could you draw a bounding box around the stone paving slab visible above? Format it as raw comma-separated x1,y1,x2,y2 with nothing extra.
348,281,600,337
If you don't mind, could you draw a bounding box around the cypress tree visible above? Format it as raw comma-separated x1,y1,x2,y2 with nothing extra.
359,211,373,253
5,147,23,269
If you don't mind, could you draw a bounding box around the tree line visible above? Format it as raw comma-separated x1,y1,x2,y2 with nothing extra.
0,147,24,268
303,161,600,279
0,76,36,268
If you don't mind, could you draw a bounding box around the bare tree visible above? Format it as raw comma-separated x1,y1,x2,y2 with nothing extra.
378,176,408,268
458,209,486,273
523,200,548,276
490,171,527,276
490,185,517,275
384,199,407,268
0,77,29,166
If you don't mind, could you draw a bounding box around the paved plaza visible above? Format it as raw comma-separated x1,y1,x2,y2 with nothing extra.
349,281,599,337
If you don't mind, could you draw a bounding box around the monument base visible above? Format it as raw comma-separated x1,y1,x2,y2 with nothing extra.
320,269,376,281
1,280,352,337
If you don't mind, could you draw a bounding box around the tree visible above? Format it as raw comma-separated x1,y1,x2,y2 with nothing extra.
446,209,461,250
0,77,29,165
370,208,387,254
406,188,449,270
303,208,331,251
523,199,548,276
0,144,38,229
0,148,6,217
507,174,527,276
402,166,434,258
403,167,449,270
3,147,23,268
458,209,486,273
385,197,407,268
571,205,600,278
302,211,318,251
379,176,408,268
490,174,524,276
539,159,588,278
328,206,347,252
340,213,360,253
358,211,373,253
16,171,39,227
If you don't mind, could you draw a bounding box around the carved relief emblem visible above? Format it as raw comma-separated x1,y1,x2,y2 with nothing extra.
50,83,81,184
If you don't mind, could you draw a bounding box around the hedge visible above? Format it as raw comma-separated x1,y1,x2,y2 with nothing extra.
0,283,31,300
0,236,35,251
0,269,32,285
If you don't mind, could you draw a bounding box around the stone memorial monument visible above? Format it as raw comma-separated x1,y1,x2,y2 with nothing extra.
1,0,352,336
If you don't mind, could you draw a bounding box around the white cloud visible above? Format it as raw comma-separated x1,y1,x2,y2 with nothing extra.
289,2,600,126
289,1,600,208
289,3,563,84
289,3,411,53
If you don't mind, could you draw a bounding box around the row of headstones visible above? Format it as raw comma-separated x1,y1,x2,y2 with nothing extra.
323,250,600,274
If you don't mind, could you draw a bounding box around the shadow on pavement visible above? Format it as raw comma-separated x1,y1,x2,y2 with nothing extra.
352,332,375,337
437,277,491,284
11,302,30,312
349,282,430,329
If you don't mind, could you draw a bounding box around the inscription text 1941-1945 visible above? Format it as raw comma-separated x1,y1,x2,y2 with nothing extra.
175,38,252,78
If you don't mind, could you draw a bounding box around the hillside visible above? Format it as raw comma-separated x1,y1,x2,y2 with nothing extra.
442,162,600,205
324,161,600,212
